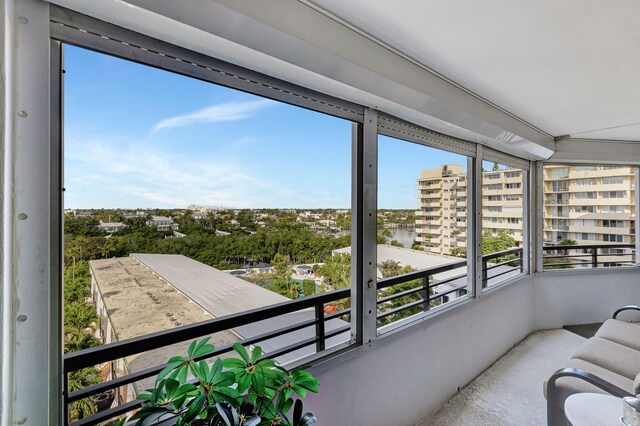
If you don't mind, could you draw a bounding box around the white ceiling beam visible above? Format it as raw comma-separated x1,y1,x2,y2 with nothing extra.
208,0,556,156
550,139,640,164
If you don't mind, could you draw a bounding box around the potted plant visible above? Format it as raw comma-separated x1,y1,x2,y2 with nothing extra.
119,338,319,426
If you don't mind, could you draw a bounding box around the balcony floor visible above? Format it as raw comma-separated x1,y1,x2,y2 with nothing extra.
417,329,586,426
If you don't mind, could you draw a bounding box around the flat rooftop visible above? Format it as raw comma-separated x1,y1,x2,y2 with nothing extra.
91,254,350,373
333,244,468,282
89,256,238,391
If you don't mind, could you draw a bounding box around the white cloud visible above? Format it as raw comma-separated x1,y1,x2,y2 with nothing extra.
151,99,276,133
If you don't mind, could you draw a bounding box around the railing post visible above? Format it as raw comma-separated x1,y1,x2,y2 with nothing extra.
591,248,598,268
63,372,69,425
422,275,430,312
315,303,325,353
481,258,488,289
519,249,524,273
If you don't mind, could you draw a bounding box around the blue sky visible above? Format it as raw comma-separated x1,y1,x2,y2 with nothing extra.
64,45,467,210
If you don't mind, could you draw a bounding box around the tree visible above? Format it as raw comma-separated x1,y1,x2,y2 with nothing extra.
319,253,351,311
558,239,577,246
377,260,426,326
68,368,101,421
482,229,518,264
319,253,351,290
389,239,404,247
482,229,516,256
450,247,467,258
267,253,299,298
492,162,499,171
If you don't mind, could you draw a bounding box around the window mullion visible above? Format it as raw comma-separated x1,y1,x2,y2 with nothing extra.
351,108,378,345
473,146,484,297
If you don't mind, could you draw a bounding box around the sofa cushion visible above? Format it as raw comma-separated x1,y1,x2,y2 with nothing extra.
545,358,634,409
596,319,640,351
572,337,640,380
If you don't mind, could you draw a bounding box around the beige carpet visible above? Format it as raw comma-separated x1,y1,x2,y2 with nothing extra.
417,329,586,426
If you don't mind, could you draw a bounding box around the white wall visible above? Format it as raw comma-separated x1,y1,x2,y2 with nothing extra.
533,268,640,330
305,277,534,426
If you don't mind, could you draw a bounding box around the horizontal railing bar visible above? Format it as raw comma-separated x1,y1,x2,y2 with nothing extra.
67,363,167,404
68,320,351,426
377,298,426,320
543,263,588,268
377,285,424,305
377,272,468,306
484,258,521,271
71,399,142,426
482,248,522,261
542,244,634,250
377,260,467,289
324,308,351,321
65,288,350,372
260,336,318,360
485,266,520,281
261,324,352,361
430,272,468,287
68,314,322,403
432,286,464,298
543,254,597,259
324,325,351,340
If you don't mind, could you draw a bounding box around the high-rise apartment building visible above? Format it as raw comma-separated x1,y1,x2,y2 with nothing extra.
415,165,524,255
543,165,635,244
416,164,635,255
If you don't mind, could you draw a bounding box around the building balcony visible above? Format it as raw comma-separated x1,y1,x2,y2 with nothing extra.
421,201,442,208
7,3,640,426
545,199,570,205
63,244,640,426
417,192,442,199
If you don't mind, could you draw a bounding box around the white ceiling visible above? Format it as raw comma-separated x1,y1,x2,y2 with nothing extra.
309,0,640,141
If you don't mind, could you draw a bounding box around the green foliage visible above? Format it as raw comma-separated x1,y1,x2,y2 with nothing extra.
65,217,104,237
377,261,428,326
318,253,351,310
558,239,577,246
318,254,350,290
389,239,403,247
65,302,98,331
302,280,315,297
68,368,101,421
267,254,301,299
482,229,517,260
126,339,319,426
449,248,467,258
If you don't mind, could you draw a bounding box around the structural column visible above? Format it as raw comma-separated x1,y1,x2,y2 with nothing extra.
1,0,60,424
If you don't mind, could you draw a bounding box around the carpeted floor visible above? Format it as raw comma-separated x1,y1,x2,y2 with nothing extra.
416,329,586,426
563,322,602,339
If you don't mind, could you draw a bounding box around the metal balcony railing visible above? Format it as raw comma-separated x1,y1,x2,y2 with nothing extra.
376,259,468,327
376,248,525,327
481,248,524,287
542,243,636,270
63,288,352,426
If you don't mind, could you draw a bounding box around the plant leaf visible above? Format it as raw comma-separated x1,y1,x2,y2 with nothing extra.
223,358,246,369
233,343,250,363
250,345,263,363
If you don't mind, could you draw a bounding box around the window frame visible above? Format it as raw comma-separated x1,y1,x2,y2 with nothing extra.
49,7,539,422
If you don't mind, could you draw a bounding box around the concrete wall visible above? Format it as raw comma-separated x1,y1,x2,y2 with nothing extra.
306,277,534,426
533,268,640,329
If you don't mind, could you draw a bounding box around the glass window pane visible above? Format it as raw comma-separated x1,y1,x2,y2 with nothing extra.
543,164,636,270
481,161,525,287
376,136,470,330
63,45,353,417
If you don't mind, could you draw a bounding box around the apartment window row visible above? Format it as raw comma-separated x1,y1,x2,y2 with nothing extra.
542,163,637,271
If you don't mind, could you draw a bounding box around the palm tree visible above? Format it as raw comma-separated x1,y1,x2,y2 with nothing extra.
68,367,101,421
